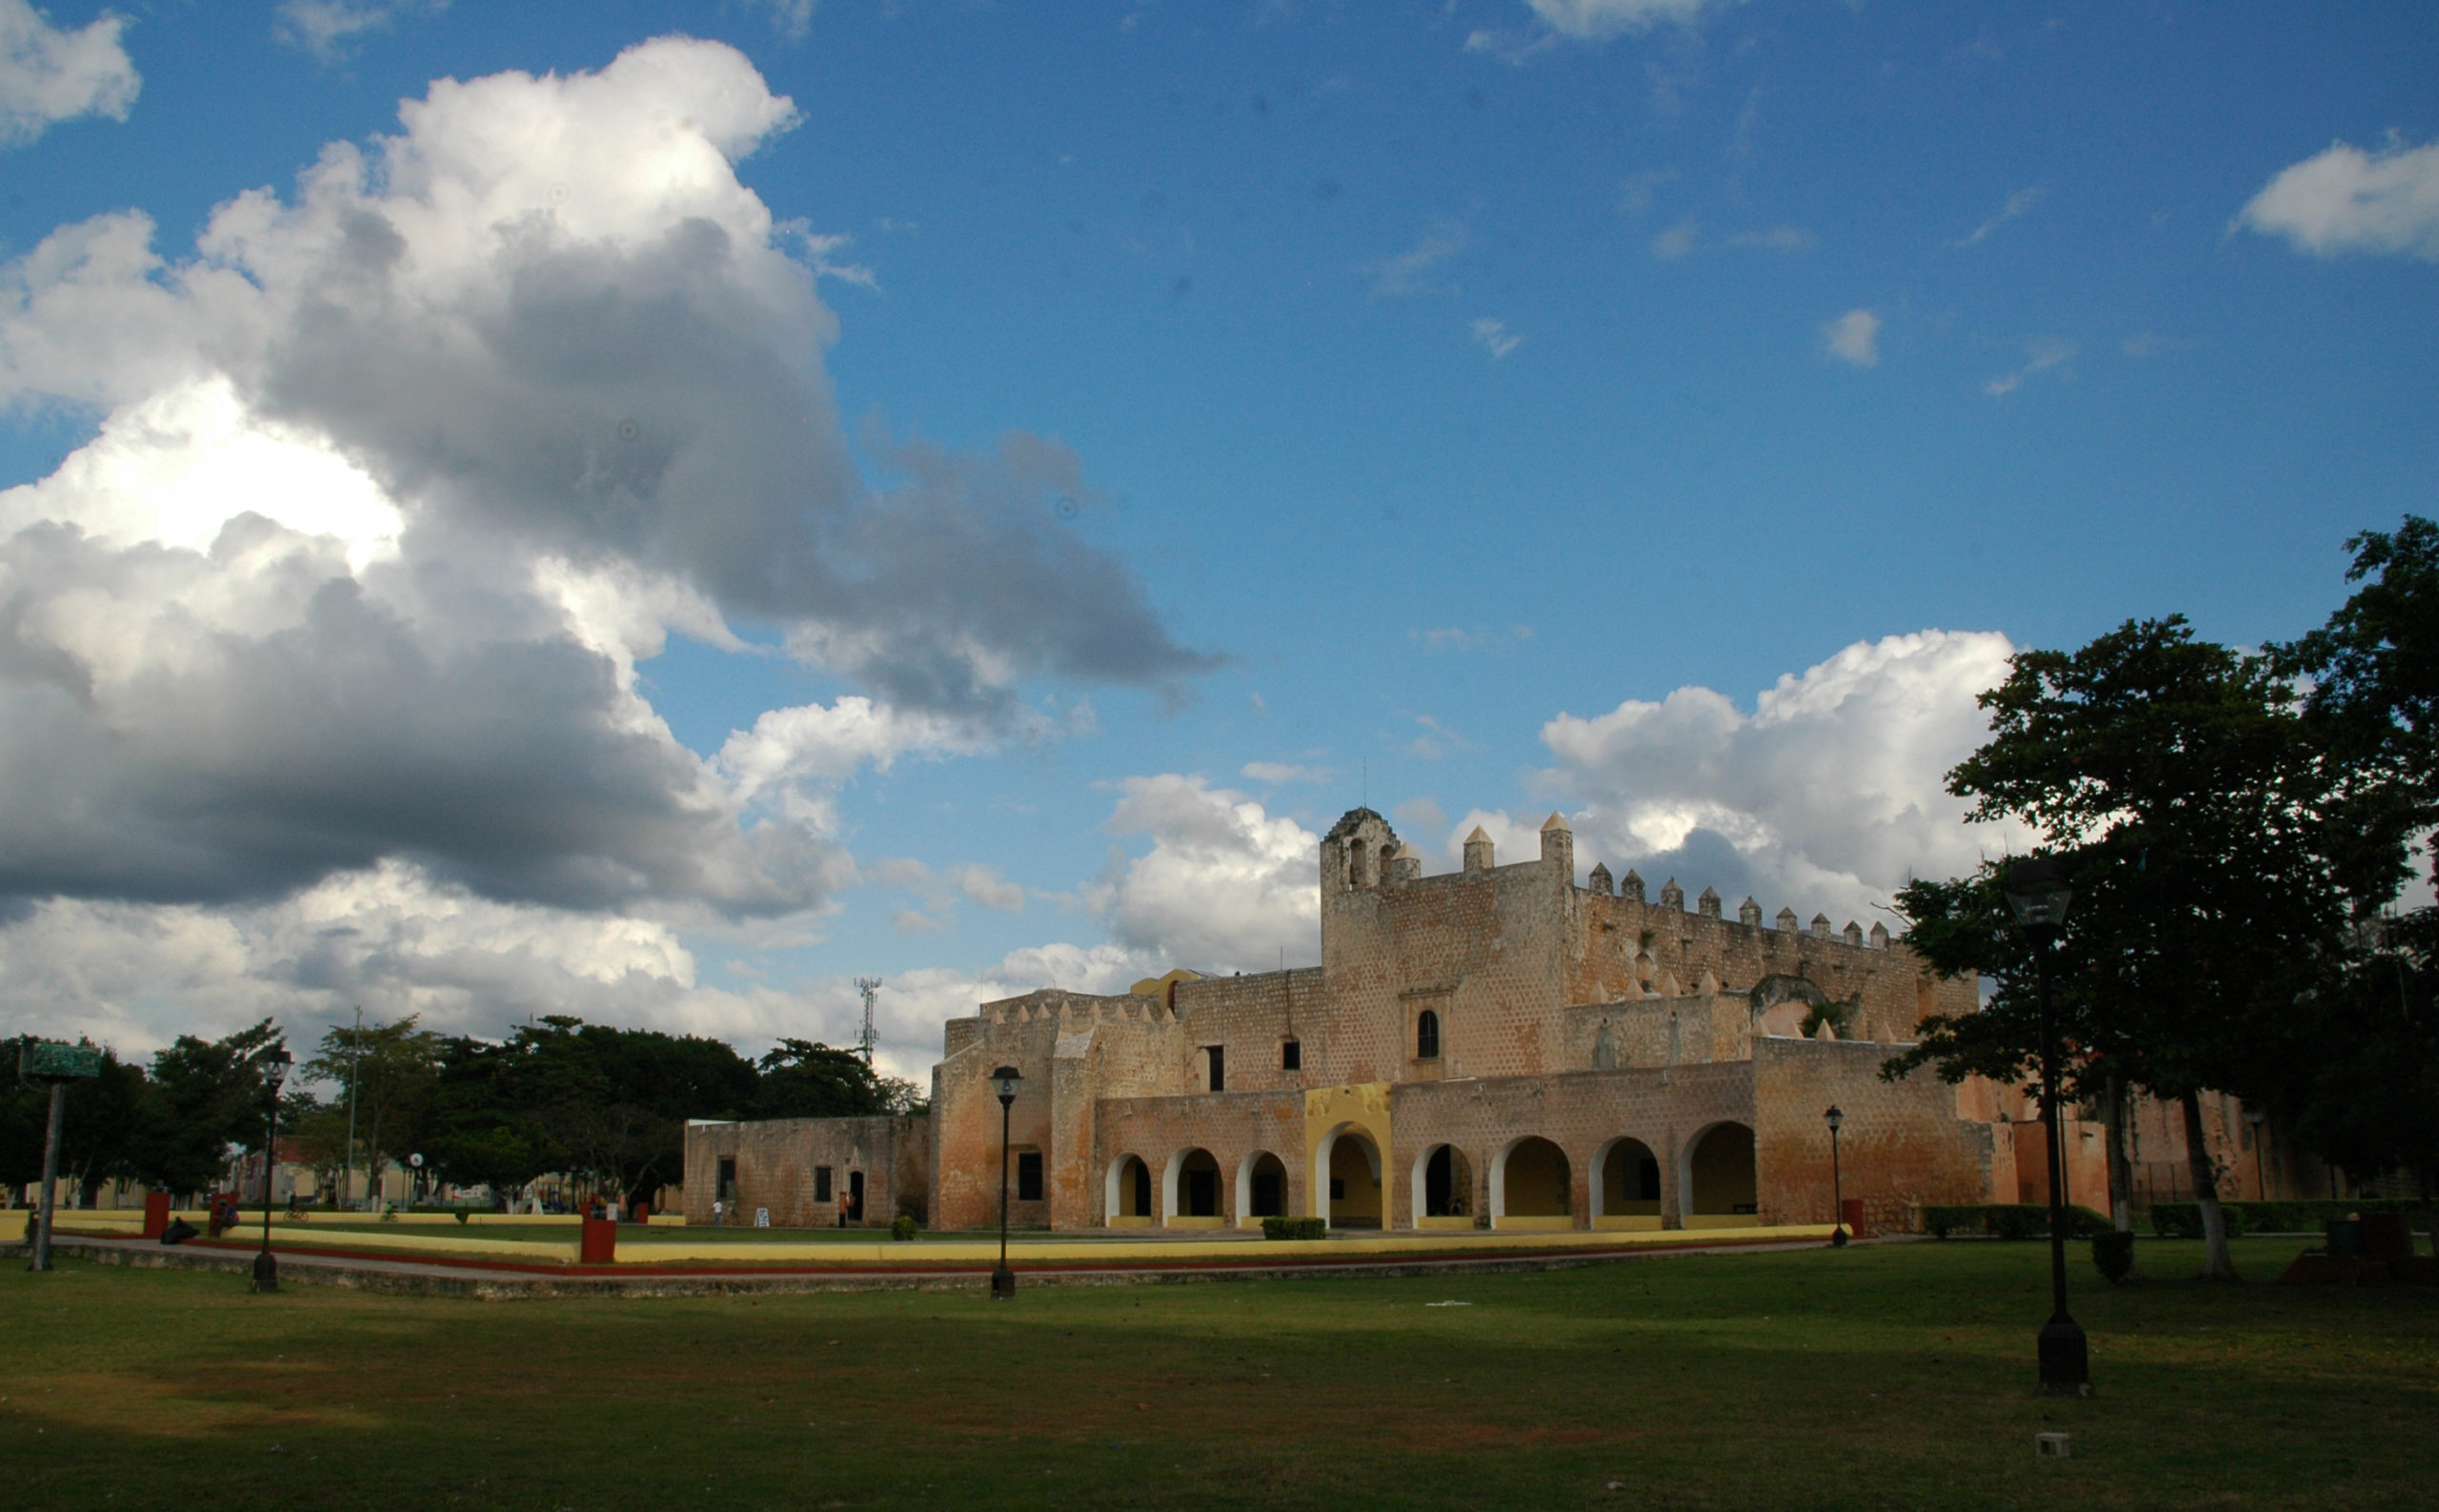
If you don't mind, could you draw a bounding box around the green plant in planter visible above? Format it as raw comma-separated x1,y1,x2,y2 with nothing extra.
891,1214,917,1241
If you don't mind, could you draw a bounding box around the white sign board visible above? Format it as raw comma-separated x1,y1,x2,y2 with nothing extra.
755,1207,771,1228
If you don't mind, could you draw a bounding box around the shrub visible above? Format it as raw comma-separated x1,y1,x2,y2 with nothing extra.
2145,1198,2424,1239
2090,1229,2136,1284
890,1214,917,1242
1260,1217,1327,1241
1923,1203,2108,1240
2148,1202,2248,1240
454,1209,471,1226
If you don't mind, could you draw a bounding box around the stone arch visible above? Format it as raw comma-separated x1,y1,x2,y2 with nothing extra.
1105,1154,1155,1227
1237,1150,1289,1223
1683,1121,1758,1227
1163,1147,1224,1225
1313,1123,1383,1229
1592,1136,1663,1229
1410,1142,1476,1227
1490,1136,1574,1229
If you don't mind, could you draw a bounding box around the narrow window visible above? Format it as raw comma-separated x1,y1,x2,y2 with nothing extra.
717,1158,737,1201
1133,1160,1153,1217
1280,1038,1301,1071
1205,1044,1226,1093
1018,1151,1043,1201
814,1165,833,1202
1416,1008,1441,1060
1330,1177,1346,1200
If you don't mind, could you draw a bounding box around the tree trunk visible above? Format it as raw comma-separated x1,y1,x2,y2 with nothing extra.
2103,1074,2135,1233
2181,1090,2238,1280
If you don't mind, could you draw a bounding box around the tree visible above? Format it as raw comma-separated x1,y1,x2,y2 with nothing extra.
756,1039,901,1119
304,1017,441,1208
132,1020,289,1198
2275,514,2439,897
1896,618,2366,1280
2273,516,2439,1246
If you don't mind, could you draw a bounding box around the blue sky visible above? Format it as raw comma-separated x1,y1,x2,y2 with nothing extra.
0,0,2431,1076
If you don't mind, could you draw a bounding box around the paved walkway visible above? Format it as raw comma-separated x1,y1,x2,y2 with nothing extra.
16,1228,1870,1300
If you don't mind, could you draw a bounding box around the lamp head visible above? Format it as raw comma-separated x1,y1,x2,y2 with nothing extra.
1824,1104,1844,1134
2003,856,2074,939
991,1064,1022,1106
266,1048,293,1090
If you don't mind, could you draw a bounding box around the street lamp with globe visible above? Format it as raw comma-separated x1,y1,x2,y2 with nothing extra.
2004,855,2089,1396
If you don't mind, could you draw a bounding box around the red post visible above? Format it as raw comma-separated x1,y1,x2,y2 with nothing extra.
629,1200,650,1225
579,1216,617,1264
1840,1198,1869,1240
142,1191,171,1240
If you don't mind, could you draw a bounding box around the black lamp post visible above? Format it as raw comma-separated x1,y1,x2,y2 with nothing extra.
1825,1105,1847,1247
2005,856,2088,1396
253,1048,292,1294
990,1064,1021,1300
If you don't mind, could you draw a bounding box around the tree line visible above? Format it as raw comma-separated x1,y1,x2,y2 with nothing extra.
1888,515,2437,1279
5,1016,920,1212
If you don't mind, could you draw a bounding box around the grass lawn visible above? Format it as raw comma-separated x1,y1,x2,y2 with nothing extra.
4,1236,2430,1510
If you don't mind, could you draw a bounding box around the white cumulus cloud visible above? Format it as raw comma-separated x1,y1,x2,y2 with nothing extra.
1525,0,1723,40
1823,308,1880,367
0,0,136,147
1525,630,2035,925
2238,137,2439,262
273,1,444,64
0,38,1205,927
1096,775,1320,972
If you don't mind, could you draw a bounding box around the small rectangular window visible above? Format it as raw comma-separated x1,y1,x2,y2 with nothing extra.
1281,1039,1300,1071
1018,1151,1043,1201
815,1165,833,1202
1205,1044,1225,1093
1330,1178,1346,1200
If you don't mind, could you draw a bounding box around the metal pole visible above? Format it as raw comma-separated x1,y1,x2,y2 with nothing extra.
254,1088,280,1292
1829,1123,1846,1247
343,1006,362,1211
30,1080,65,1273
2035,934,2089,1393
991,1095,1015,1300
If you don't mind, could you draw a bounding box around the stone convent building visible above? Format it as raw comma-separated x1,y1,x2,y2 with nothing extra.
689,808,2120,1234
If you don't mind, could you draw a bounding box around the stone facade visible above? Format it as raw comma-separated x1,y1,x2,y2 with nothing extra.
686,805,2314,1233
918,808,2009,1233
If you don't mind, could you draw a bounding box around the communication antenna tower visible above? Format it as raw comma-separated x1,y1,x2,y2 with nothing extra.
854,977,882,1065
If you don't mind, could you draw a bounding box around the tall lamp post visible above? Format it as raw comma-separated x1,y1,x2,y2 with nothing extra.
1824,1105,1847,1247
2005,857,2089,1396
254,1048,293,1295
990,1065,1021,1300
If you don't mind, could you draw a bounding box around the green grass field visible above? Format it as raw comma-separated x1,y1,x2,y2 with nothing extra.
4,1237,2430,1510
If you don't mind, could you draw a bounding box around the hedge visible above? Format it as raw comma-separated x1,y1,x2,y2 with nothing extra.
2147,1199,2429,1239
1923,1203,2110,1240
1260,1217,1328,1241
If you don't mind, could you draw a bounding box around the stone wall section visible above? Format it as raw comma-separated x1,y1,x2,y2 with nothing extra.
1750,1038,1993,1233
681,1115,928,1228
1093,1090,1306,1224
1388,1061,1756,1227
